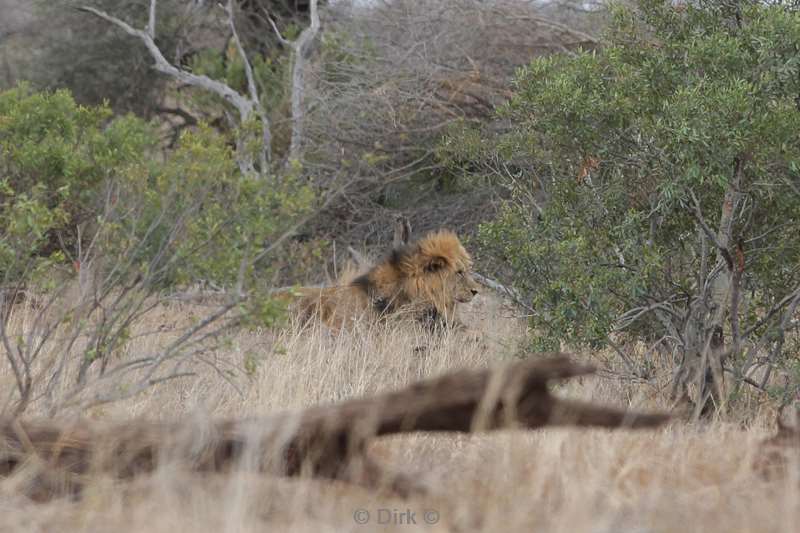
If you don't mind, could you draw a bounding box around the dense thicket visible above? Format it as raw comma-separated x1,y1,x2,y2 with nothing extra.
446,0,800,408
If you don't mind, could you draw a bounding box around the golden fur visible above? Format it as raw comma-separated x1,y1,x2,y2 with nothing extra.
281,230,480,331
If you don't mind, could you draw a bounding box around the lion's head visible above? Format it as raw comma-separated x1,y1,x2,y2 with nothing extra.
353,230,480,326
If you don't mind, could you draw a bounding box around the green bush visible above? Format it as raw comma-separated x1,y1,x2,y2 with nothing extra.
448,0,800,361
0,82,317,413
0,84,153,284
133,124,315,288
1,84,313,304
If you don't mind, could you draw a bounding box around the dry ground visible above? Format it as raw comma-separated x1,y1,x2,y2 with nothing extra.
0,291,798,533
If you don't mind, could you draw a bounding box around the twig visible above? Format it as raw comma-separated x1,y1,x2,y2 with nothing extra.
742,284,800,339
471,273,534,314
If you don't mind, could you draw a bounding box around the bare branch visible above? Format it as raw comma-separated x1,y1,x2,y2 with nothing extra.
472,272,534,314
79,7,253,121
392,215,412,247
268,0,320,161
78,4,268,174
604,336,639,376
147,0,156,38
493,10,599,45
743,284,800,339
224,0,271,166
224,0,257,113
266,13,291,46
615,299,681,331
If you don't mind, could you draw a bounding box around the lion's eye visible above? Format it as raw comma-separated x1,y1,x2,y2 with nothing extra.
457,270,464,276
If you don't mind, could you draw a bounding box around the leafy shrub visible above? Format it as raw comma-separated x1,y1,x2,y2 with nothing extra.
0,84,153,284
449,0,800,388
1,84,313,295
0,85,315,414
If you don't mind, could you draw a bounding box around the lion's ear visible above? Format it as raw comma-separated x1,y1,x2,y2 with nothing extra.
424,255,448,273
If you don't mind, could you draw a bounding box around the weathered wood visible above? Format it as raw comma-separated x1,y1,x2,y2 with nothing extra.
0,355,668,500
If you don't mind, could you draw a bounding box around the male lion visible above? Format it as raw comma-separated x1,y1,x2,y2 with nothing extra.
283,230,480,332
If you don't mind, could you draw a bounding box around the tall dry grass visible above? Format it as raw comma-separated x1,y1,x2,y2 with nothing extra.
0,291,797,532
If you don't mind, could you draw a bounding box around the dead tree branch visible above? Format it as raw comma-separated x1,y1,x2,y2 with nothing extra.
223,0,271,169
0,355,668,501
78,1,270,173
146,0,156,38
268,0,320,161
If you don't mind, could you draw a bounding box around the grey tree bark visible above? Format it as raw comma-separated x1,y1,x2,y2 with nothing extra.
268,0,320,162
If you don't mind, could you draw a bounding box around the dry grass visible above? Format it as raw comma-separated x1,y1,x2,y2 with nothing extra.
0,291,798,533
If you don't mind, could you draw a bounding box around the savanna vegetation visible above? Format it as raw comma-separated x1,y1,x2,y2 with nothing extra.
2,0,800,531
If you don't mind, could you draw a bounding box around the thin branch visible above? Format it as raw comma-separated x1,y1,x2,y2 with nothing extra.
471,273,534,314
249,173,350,267
687,190,733,269
0,327,25,411
147,0,156,38
225,0,258,114
615,299,681,331
156,106,197,125
729,239,744,363
604,336,639,376
492,11,599,45
224,0,271,166
742,283,800,339
266,15,291,46
723,366,767,392
347,246,371,271
79,6,253,121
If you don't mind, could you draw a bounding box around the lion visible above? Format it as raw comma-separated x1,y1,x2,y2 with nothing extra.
280,230,480,332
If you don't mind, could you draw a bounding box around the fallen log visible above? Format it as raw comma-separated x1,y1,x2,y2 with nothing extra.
0,355,668,501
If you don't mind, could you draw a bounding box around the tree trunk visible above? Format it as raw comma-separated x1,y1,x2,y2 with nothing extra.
287,0,319,161
675,158,744,416
703,157,744,412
